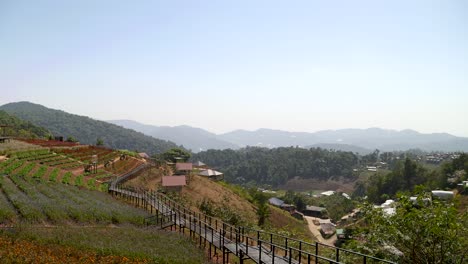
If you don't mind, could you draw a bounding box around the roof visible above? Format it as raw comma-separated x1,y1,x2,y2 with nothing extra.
321,191,335,196
320,223,336,235
162,176,186,187
198,169,223,177
193,161,206,166
175,163,193,171
138,152,150,159
268,197,285,207
305,205,326,212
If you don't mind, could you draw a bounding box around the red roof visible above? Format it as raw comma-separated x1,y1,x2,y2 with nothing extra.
175,163,193,171
162,176,186,187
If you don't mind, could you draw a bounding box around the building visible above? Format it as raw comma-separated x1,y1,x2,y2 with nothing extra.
175,163,193,175
161,175,186,192
303,205,327,218
198,169,224,181
268,197,285,207
193,161,208,169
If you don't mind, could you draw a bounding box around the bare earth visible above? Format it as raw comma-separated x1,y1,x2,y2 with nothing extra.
304,216,337,246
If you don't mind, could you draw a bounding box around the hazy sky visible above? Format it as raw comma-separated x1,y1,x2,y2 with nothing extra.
1,1,467,136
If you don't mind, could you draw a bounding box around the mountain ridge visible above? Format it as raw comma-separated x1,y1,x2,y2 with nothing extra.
0,102,180,155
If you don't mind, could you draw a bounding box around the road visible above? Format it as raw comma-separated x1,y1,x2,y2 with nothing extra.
304,216,337,246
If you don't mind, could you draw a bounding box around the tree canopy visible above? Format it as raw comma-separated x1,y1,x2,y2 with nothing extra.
364,195,468,263
192,146,358,186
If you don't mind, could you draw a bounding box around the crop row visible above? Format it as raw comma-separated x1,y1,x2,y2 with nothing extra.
1,160,25,175
0,174,150,224
10,149,50,159
0,177,18,223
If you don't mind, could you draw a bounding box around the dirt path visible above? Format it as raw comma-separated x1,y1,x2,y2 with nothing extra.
304,216,337,246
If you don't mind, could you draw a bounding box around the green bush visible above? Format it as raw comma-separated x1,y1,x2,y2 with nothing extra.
62,172,72,185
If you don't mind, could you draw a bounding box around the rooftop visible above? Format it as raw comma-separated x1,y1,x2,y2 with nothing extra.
162,176,187,187
175,163,193,171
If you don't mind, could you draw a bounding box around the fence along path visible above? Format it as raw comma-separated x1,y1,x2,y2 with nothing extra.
108,177,395,263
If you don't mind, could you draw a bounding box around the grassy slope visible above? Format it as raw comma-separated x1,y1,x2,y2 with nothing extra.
0,226,206,264
124,167,315,240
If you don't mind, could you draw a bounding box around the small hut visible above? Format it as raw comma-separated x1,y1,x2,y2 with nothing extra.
193,161,208,169
198,169,224,181
175,162,193,175
161,175,186,193
303,205,327,218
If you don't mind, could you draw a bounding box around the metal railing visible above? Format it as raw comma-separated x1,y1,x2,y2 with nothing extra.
109,183,395,264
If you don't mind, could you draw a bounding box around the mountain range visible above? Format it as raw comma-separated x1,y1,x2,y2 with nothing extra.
1,101,467,153
109,120,468,153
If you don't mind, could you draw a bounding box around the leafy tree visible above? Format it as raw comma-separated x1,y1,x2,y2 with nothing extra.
162,148,191,163
252,191,270,226
364,195,468,263
66,136,77,142
96,138,104,146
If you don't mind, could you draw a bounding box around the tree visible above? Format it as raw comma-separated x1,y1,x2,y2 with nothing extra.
162,148,191,163
66,136,77,142
364,195,468,263
96,138,104,146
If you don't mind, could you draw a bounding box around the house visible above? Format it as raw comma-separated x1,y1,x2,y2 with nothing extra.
198,169,224,181
321,191,335,196
303,205,327,218
431,190,454,200
280,203,296,213
268,197,285,207
193,161,208,169
175,163,193,175
290,211,304,220
320,222,336,238
161,175,186,192
138,152,150,159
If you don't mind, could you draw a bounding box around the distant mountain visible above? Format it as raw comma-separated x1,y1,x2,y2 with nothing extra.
0,110,50,139
218,128,468,152
108,120,239,152
0,102,179,155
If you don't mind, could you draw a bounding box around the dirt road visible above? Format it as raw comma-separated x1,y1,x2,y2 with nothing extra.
304,216,337,246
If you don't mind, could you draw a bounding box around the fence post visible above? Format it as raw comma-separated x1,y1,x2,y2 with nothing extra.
315,241,319,264
299,241,302,264
336,247,340,262
259,240,262,262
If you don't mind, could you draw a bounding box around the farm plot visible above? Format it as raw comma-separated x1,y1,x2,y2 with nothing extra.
0,175,150,225
0,139,43,154
54,146,119,166
8,149,83,171
17,138,80,147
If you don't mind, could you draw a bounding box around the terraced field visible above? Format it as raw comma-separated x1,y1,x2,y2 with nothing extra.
0,173,150,225
1,147,147,190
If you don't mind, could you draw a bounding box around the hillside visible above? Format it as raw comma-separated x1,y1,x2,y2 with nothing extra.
122,167,313,240
108,119,239,152
0,110,50,138
0,102,179,155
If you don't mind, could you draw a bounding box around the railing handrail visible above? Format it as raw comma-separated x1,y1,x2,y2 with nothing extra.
110,182,396,264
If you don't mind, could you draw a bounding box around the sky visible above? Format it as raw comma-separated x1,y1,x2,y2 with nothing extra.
1,0,468,136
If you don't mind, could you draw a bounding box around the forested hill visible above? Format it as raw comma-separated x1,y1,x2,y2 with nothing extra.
0,110,50,138
0,102,179,155
192,147,358,186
